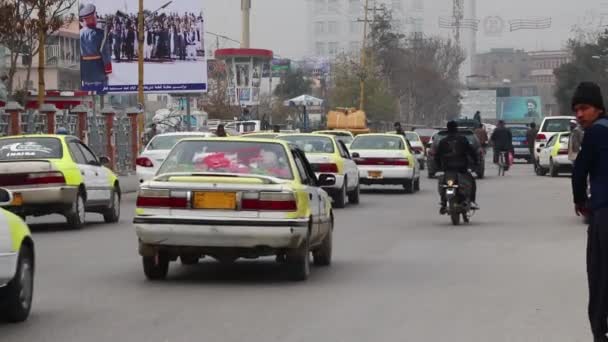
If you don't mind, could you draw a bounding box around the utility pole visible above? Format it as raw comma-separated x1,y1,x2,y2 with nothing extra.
137,0,145,152
357,0,384,111
241,0,251,48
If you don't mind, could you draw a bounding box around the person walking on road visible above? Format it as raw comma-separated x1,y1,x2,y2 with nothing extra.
570,82,608,342
526,122,539,163
474,123,489,149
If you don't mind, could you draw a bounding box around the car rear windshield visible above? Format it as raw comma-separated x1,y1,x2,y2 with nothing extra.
242,134,278,139
405,132,421,142
559,134,570,144
278,135,335,153
542,119,572,133
509,127,528,137
350,136,405,150
320,132,354,144
0,137,63,160
158,141,293,180
414,128,438,137
147,135,211,150
435,131,477,145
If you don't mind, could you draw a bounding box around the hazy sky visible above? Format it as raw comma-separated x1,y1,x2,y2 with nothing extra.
200,0,608,58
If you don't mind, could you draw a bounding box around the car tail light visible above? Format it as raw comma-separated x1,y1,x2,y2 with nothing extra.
136,189,188,208
355,158,409,166
136,157,154,168
0,172,66,186
412,146,424,153
558,149,568,155
241,192,297,211
536,133,547,141
312,163,338,173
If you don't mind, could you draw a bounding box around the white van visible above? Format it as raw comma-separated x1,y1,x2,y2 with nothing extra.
534,116,574,161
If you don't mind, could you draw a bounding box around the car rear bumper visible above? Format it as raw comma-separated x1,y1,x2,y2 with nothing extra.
4,185,78,205
554,155,573,167
136,167,157,183
0,252,17,286
513,147,531,158
357,166,414,184
134,217,310,249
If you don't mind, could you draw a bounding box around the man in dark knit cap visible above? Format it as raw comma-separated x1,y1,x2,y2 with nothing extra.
571,81,608,342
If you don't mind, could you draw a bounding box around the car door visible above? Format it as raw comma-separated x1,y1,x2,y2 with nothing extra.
402,137,419,177
75,141,112,204
66,139,95,199
540,135,556,167
292,149,322,241
0,210,15,286
336,140,357,190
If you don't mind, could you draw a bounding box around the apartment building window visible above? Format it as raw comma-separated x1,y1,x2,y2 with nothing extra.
521,86,538,97
350,21,361,34
327,0,339,13
328,21,339,35
328,42,339,55
349,0,361,13
315,21,326,35
315,42,326,56
412,0,424,11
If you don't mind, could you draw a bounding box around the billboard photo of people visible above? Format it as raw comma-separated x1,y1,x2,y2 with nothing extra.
497,96,543,123
79,0,207,93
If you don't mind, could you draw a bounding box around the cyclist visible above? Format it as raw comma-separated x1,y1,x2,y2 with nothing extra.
435,121,480,213
490,120,513,169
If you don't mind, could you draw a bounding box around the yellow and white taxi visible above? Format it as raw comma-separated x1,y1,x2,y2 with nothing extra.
134,138,335,281
0,188,34,322
313,130,355,148
277,133,360,208
0,135,121,229
350,133,421,193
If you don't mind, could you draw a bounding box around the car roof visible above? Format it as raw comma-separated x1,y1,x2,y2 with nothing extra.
0,134,74,141
541,116,575,121
277,133,335,139
354,133,406,138
152,132,215,137
176,137,292,148
314,130,354,134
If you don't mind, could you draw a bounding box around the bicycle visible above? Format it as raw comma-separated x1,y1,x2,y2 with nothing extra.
497,151,508,176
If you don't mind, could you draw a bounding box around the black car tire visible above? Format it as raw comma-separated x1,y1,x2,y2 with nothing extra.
287,231,311,281
142,253,169,280
333,181,347,208
313,222,333,267
348,182,360,204
66,191,86,230
103,186,121,223
1,244,34,323
550,159,559,177
419,160,426,170
403,179,414,194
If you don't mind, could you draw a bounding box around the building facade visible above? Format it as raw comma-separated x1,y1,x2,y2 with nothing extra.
306,0,424,57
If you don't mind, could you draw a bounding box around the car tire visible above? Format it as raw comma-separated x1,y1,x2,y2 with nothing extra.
403,179,414,194
287,229,311,281
427,169,436,179
66,190,86,230
142,253,169,281
348,182,360,204
103,186,121,223
313,221,333,266
419,160,426,170
1,244,34,323
550,159,559,177
414,178,421,192
333,181,347,208
180,255,199,265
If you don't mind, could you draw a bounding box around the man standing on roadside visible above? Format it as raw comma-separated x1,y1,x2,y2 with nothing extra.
571,82,608,342
526,122,538,163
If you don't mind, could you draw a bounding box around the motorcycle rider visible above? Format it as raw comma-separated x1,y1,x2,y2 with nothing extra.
435,121,479,214
491,120,513,167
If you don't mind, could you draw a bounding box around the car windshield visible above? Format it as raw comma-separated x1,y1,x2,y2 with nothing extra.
318,132,354,144
542,119,572,133
0,137,63,160
405,132,421,142
147,135,212,150
509,127,528,137
351,136,405,150
278,135,335,153
158,141,293,180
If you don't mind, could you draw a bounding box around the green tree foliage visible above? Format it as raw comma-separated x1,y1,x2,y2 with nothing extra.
274,69,312,100
554,31,608,115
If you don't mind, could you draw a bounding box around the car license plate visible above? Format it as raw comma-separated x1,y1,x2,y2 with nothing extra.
193,192,236,210
11,193,23,206
368,171,383,178
513,141,522,146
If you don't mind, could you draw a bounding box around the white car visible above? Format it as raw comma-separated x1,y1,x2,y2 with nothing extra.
405,131,427,170
534,116,574,163
136,132,215,183
349,134,421,193
537,132,572,177
277,133,360,208
313,130,355,149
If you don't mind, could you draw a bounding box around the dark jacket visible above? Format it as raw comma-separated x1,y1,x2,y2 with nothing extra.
572,117,608,210
491,127,512,151
435,133,478,172
526,128,538,148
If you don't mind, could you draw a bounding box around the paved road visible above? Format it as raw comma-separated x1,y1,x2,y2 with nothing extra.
0,161,591,341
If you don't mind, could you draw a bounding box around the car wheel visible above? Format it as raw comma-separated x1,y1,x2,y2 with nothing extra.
1,244,34,323
180,255,199,265
103,186,121,223
403,179,414,194
427,169,436,179
550,159,559,177
333,181,347,208
287,229,311,281
419,160,425,170
477,166,485,179
348,182,360,204
142,252,169,280
66,190,86,230
414,178,421,192
313,221,333,267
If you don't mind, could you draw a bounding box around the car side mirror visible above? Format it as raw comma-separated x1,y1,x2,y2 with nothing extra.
99,156,111,166
414,150,422,155
318,174,337,187
351,152,360,158
539,143,545,148
0,188,13,207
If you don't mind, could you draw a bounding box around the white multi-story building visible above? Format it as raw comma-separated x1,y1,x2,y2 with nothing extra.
307,0,425,57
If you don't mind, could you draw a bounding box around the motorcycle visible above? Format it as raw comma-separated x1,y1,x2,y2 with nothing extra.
441,172,477,225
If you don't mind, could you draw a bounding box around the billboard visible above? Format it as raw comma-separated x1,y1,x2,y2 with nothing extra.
497,96,543,123
79,0,207,93
460,90,497,120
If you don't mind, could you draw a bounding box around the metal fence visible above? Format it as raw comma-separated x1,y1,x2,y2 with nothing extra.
0,108,134,175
